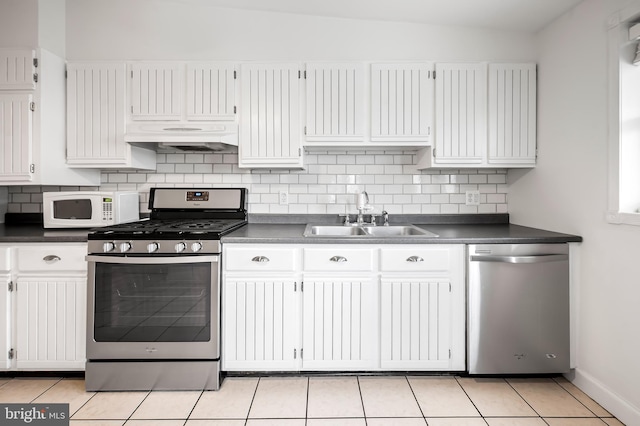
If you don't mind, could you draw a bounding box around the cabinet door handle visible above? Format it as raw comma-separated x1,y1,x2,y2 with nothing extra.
406,256,424,262
251,256,270,263
329,256,348,263
43,255,61,263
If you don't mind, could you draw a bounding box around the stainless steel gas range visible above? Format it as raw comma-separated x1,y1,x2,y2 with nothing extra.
85,187,247,391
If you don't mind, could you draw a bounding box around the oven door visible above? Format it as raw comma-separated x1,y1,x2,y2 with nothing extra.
86,255,219,360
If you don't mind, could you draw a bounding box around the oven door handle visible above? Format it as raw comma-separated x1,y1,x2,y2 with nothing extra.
86,255,219,264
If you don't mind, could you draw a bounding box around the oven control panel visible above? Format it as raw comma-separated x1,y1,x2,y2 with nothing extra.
186,191,209,202
89,240,221,255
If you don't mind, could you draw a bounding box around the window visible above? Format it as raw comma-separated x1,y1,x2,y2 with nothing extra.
607,5,640,226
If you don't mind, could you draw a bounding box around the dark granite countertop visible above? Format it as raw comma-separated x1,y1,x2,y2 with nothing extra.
0,213,582,245
222,214,582,245
0,223,91,243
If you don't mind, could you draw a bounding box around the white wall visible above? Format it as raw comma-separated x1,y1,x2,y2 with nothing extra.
0,0,38,48
65,0,536,62
509,0,640,424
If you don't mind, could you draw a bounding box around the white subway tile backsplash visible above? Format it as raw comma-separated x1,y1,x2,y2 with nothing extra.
5,150,508,215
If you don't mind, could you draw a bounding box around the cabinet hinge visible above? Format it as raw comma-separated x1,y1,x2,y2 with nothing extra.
131,70,134,78
30,164,35,173
131,106,134,113
298,148,302,156
294,282,297,291
301,348,304,359
449,349,451,359
8,281,13,292
294,348,297,359
298,70,301,79
64,69,67,79
433,148,436,158
30,102,35,112
304,126,307,135
33,58,38,68
433,70,436,79
304,70,307,79
8,349,14,360
234,106,237,114
33,73,38,83
301,282,304,292
449,283,452,292
234,70,237,79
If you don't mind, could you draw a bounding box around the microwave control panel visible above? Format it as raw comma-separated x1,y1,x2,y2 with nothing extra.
102,197,114,221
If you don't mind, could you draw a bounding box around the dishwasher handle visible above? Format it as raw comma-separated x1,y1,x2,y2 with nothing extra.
470,253,568,264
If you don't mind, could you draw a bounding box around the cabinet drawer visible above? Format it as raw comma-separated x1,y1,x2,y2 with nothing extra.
17,245,87,272
304,248,374,272
380,247,451,272
225,247,298,272
0,247,10,271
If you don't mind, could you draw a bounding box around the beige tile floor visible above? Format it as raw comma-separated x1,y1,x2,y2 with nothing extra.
0,375,626,425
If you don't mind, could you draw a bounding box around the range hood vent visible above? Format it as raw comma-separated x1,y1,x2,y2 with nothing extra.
125,123,238,152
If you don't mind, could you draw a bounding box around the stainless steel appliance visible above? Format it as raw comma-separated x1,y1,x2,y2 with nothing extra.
85,187,247,391
467,243,570,374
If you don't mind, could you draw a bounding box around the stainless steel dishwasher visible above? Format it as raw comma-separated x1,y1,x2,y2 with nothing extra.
467,243,570,374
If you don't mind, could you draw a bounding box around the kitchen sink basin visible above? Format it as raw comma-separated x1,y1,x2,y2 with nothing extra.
362,225,439,237
303,224,438,238
304,225,368,236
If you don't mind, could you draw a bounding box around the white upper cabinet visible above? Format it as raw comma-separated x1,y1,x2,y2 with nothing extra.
129,63,183,121
433,63,487,166
66,63,156,170
238,63,303,169
371,63,434,144
0,49,36,90
487,63,537,166
128,62,236,122
186,63,236,121
418,62,537,169
0,49,100,185
0,93,33,181
304,63,365,144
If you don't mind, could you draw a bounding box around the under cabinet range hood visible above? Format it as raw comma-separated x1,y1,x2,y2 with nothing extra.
124,123,238,152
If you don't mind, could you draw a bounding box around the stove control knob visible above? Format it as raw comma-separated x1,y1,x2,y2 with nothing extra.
174,242,186,253
119,242,132,252
147,242,159,253
191,242,203,252
103,242,115,253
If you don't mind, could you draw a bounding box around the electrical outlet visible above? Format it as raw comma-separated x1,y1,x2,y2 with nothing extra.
279,191,289,205
465,190,480,206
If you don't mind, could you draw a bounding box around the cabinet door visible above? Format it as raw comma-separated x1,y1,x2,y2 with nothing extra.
305,63,364,142
223,278,298,371
434,63,487,165
488,63,537,166
380,278,452,370
0,49,36,90
130,63,182,121
0,274,9,370
186,63,236,121
239,63,303,168
371,63,433,143
0,93,33,181
15,278,86,370
302,277,377,370
66,63,129,165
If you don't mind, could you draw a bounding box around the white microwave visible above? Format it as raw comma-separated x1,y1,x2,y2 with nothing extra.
42,191,140,229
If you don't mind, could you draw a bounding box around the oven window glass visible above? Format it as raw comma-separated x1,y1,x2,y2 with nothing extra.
53,199,92,219
94,261,213,342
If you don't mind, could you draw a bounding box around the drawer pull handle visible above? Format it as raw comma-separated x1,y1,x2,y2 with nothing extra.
406,256,424,263
43,255,61,263
329,256,348,263
251,256,270,263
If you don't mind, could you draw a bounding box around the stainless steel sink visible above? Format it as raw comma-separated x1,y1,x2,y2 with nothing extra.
303,224,438,238
304,225,368,236
362,225,439,237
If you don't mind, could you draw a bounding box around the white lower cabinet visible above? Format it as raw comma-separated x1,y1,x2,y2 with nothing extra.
302,276,377,370
223,278,298,371
0,243,87,371
222,243,465,372
380,245,466,370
